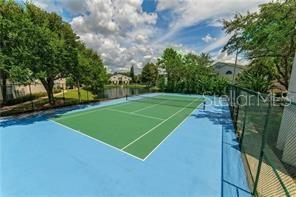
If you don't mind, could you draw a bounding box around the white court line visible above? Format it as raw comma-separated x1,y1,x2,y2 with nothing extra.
121,99,200,151
52,96,203,161
143,102,203,161
106,108,164,121
55,101,135,120
131,100,168,113
50,120,145,161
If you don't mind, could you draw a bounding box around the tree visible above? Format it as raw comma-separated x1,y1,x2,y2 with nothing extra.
9,66,33,85
69,41,107,97
0,1,107,106
156,48,227,95
24,3,79,104
81,48,107,94
223,0,296,89
237,59,276,93
157,48,183,91
130,65,135,83
141,63,158,87
0,0,33,104
183,53,213,93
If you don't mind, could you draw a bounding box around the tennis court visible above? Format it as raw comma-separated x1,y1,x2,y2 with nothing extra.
52,94,203,160
1,93,250,196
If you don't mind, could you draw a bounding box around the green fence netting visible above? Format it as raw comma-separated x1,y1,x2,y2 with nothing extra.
0,83,155,116
227,85,296,196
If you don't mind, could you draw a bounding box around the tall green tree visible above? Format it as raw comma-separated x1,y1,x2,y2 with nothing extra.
141,63,158,87
157,48,183,91
81,48,107,94
156,48,227,95
223,0,296,89
237,59,276,92
24,3,79,104
0,0,33,104
0,0,107,106
130,65,135,83
183,53,213,93
69,41,107,96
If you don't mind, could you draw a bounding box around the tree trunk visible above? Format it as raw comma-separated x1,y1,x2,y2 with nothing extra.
232,50,239,84
275,58,291,90
0,70,7,106
40,78,55,105
77,80,81,102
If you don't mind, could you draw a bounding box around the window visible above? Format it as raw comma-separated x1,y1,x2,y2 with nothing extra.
226,70,232,75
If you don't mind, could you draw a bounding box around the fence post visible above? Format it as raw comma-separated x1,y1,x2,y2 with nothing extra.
252,96,272,195
77,81,81,103
235,88,241,130
86,89,89,101
62,84,65,104
239,99,248,147
230,86,234,117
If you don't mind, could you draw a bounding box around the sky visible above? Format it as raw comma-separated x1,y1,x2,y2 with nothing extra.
20,0,269,73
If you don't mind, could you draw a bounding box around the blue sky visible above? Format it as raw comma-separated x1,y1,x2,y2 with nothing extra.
23,0,268,73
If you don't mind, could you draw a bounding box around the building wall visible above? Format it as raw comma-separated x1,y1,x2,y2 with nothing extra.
213,62,244,81
0,78,66,104
109,74,131,85
277,53,296,167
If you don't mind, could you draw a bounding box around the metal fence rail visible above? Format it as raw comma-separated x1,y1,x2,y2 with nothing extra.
0,83,154,117
227,85,296,196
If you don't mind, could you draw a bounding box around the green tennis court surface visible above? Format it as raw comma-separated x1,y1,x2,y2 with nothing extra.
53,95,203,160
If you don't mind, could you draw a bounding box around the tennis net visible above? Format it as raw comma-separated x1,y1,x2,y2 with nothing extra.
126,95,203,109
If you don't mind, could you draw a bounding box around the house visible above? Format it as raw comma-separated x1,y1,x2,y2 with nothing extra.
0,78,66,104
109,74,132,85
212,62,245,81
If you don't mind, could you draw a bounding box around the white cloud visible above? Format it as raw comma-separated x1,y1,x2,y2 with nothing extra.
68,0,159,73
202,34,217,43
28,0,160,73
202,34,232,53
207,18,224,27
214,51,250,65
27,0,269,73
32,0,87,15
156,0,269,43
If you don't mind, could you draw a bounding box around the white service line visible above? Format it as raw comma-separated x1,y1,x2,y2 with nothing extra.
143,102,203,160
55,101,132,120
106,108,164,121
50,120,145,161
121,99,200,151
132,100,168,113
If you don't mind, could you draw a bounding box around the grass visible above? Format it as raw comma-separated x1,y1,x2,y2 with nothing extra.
53,95,203,159
57,89,95,101
1,89,95,116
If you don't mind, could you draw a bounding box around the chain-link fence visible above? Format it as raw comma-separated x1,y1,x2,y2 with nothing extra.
0,82,155,117
227,85,296,196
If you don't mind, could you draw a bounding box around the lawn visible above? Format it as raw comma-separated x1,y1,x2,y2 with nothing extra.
57,89,95,101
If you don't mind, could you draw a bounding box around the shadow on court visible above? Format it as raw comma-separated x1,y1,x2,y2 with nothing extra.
0,102,100,128
191,104,252,197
